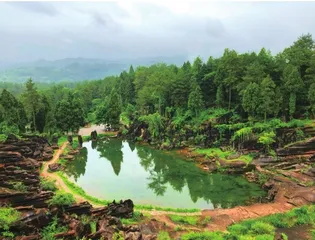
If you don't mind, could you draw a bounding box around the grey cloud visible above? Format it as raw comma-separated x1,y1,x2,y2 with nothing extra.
5,2,59,16
1,2,315,64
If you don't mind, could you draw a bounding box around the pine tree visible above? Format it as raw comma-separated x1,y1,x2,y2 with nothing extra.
242,82,261,120
188,84,204,116
260,76,278,120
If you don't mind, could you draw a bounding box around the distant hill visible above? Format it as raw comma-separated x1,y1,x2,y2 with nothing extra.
0,56,187,83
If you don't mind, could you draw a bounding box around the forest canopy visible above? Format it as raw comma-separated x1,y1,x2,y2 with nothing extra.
0,34,315,138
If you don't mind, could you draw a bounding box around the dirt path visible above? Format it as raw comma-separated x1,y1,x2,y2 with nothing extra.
40,142,89,204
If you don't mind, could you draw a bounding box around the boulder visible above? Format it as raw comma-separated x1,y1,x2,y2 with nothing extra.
48,163,62,172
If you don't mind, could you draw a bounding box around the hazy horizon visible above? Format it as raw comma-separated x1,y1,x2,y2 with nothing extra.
1,1,315,66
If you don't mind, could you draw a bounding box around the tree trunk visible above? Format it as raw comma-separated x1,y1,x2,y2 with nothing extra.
228,86,231,110
32,111,37,132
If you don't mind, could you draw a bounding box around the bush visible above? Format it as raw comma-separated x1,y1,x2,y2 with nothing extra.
40,178,57,192
228,223,249,235
181,231,224,240
48,192,75,207
11,182,27,192
41,216,67,240
121,211,143,225
157,231,171,240
0,134,7,143
168,215,199,225
112,232,124,240
250,222,275,235
0,207,20,237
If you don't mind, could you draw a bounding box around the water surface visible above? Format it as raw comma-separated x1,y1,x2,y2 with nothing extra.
65,139,265,209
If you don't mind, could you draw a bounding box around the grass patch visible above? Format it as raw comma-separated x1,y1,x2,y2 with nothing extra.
40,177,57,192
48,191,75,207
179,205,315,239
157,231,171,240
41,216,67,240
181,231,224,240
0,207,21,238
121,211,143,225
168,215,199,225
195,147,254,164
58,136,68,146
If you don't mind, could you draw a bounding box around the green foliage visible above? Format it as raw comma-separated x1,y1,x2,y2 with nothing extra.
112,232,124,240
121,211,143,225
0,207,20,237
258,173,270,185
258,131,276,153
40,177,57,192
281,233,288,240
232,127,254,143
201,216,211,226
188,83,204,116
181,231,224,240
55,93,85,133
41,216,67,240
139,112,164,139
168,214,199,225
0,134,7,143
48,192,75,207
157,231,171,240
250,222,275,235
11,182,27,192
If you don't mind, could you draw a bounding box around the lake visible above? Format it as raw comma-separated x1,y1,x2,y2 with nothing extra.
64,139,266,209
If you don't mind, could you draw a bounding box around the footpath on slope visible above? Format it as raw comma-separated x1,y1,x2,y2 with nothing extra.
40,142,89,205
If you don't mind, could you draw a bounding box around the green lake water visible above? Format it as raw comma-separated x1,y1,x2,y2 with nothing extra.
64,139,266,209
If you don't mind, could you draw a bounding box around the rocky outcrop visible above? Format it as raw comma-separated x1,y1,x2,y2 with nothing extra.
0,136,55,209
48,163,62,172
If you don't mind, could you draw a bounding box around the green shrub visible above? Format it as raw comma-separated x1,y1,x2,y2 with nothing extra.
201,216,211,226
255,234,274,240
168,215,199,225
258,173,270,185
112,232,124,240
181,231,224,240
157,231,171,240
11,182,27,192
48,192,75,207
281,233,289,240
41,216,67,240
0,207,20,237
0,134,7,143
40,178,57,192
250,222,275,235
228,223,249,235
121,211,143,225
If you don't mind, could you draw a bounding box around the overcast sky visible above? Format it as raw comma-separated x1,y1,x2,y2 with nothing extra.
1,1,315,64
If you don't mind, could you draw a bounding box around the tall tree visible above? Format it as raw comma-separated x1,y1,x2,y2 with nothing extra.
242,82,260,120
22,78,40,132
188,83,204,116
282,65,304,118
308,83,315,117
260,76,278,120
55,93,85,133
0,89,27,132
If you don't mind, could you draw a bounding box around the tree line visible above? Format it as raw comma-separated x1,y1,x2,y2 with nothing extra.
1,34,315,137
